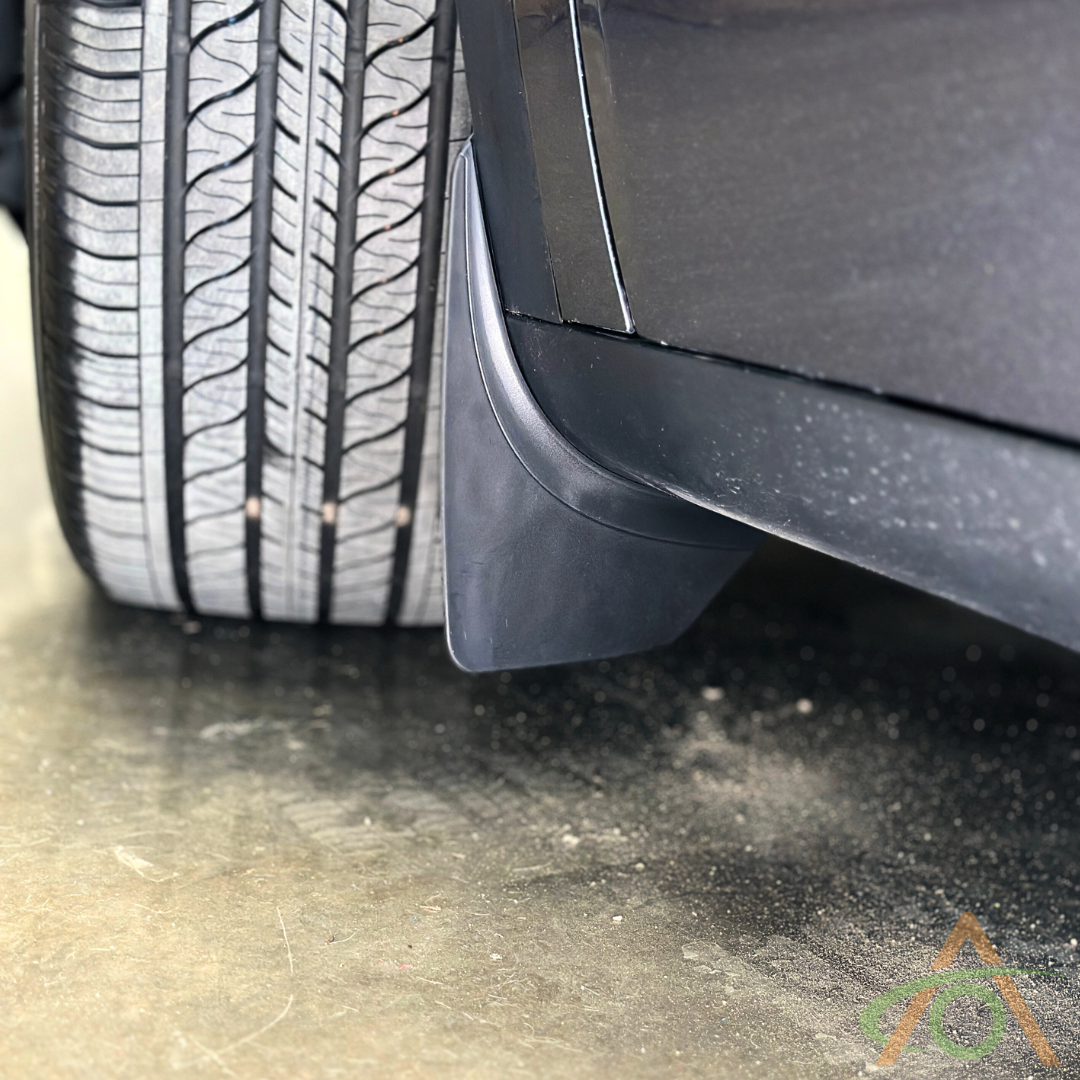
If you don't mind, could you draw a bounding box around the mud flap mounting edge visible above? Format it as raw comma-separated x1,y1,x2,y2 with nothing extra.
441,143,763,672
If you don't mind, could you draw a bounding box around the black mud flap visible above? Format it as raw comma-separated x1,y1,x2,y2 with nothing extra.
442,144,763,672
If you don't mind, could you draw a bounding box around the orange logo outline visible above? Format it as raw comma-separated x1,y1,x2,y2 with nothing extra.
867,912,1060,1066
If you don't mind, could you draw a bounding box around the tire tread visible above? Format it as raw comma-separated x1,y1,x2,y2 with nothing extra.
31,0,463,625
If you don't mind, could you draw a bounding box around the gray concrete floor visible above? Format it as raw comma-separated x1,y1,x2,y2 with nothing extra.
2,212,1080,1078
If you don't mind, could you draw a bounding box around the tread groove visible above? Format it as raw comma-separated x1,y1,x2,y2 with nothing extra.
384,0,456,624
317,0,369,624
244,0,284,619
32,0,466,626
163,0,195,611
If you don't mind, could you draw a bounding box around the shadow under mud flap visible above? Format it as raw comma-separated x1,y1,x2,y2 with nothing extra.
441,144,763,672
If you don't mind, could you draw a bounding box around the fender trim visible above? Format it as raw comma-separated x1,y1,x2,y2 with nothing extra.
442,144,761,671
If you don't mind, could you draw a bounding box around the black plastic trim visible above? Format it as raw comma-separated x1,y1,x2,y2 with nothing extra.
461,142,758,551
442,144,760,672
510,315,1080,655
455,0,559,323
512,0,629,331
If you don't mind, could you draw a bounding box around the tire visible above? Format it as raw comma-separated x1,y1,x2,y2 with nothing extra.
26,0,468,624
0,0,24,229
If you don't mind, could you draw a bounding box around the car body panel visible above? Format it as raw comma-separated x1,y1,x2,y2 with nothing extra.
514,0,631,329
511,312,1080,653
584,0,1080,442
456,0,561,321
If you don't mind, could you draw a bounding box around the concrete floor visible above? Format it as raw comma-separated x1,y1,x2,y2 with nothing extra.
2,211,1080,1078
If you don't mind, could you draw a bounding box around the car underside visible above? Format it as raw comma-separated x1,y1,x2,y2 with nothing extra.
8,0,1080,669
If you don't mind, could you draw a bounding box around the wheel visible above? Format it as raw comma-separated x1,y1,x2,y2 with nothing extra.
26,0,468,624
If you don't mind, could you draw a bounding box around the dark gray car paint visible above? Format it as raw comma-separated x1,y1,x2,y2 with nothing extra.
582,0,1080,443
510,314,1080,653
